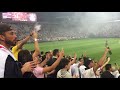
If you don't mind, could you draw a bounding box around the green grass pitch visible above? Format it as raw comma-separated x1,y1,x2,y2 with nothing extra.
24,38,120,66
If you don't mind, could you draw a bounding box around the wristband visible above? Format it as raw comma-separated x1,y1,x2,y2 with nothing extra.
34,38,39,41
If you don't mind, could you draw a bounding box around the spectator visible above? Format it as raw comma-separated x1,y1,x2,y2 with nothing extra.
57,58,72,78
0,23,36,78
18,49,64,78
96,57,110,78
82,48,109,78
69,55,82,78
33,49,64,78
12,32,32,61
46,49,60,78
18,31,40,78
111,65,120,78
57,54,77,78
101,64,114,78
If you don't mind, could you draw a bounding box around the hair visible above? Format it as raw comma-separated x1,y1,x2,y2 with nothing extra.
0,23,12,35
105,64,112,71
17,39,21,42
66,56,71,61
84,57,93,69
41,51,44,55
45,51,50,55
83,57,89,63
53,49,59,56
30,50,35,55
42,55,46,61
18,50,32,65
18,50,36,78
78,58,83,61
59,58,70,69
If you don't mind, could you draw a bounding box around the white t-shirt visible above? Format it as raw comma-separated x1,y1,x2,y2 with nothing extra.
79,65,86,78
0,45,17,78
96,67,102,78
57,69,72,78
83,67,96,78
112,70,120,78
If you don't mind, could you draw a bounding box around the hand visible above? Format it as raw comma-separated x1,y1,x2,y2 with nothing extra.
74,53,77,60
105,47,109,53
49,50,52,53
83,51,87,57
29,31,33,36
59,49,64,58
22,61,37,73
49,50,53,56
32,31,38,39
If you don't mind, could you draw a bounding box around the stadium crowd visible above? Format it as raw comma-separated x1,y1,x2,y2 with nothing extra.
0,22,120,78
5,21,120,43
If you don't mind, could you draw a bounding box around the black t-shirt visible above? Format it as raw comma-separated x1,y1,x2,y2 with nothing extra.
4,55,23,78
46,57,57,78
101,71,114,78
47,57,57,66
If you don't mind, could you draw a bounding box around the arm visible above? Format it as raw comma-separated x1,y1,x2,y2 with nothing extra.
42,49,64,73
100,57,110,70
39,57,49,67
93,48,109,73
70,53,77,65
16,33,32,50
47,70,55,75
83,51,87,57
32,31,40,59
97,48,109,67
102,57,107,65
21,61,37,75
115,63,119,70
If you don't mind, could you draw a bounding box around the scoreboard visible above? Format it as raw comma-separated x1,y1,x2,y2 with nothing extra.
1,12,37,23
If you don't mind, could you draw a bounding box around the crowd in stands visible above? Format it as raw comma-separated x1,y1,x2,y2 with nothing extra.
95,22,120,38
5,21,120,43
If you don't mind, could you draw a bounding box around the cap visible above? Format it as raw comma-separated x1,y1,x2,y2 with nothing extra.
0,23,12,34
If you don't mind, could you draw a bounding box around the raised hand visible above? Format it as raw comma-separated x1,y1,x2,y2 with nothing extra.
59,48,64,58
32,31,38,39
74,53,77,60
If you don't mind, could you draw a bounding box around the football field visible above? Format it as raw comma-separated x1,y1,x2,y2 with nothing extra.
24,38,120,66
